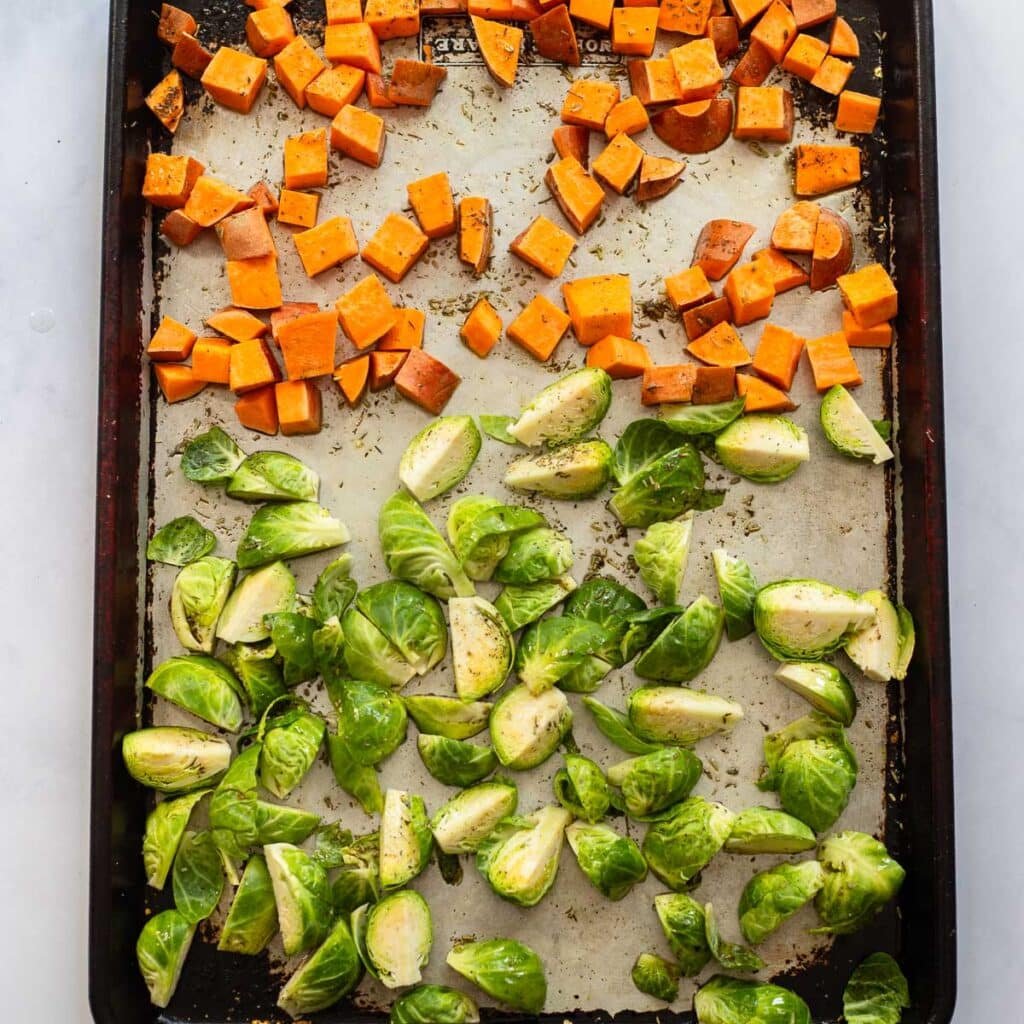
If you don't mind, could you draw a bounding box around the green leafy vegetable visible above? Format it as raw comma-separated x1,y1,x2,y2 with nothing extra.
312,554,358,622
715,414,810,483
218,854,279,955
379,788,433,888
629,686,744,745
631,953,679,1001
266,612,319,686
477,806,571,907
515,615,611,694
504,440,614,499
607,747,702,819
660,397,745,436
278,917,362,1018
180,426,245,485
654,892,710,976
143,790,209,889
490,685,572,770
814,831,906,935
446,938,547,1014
642,796,734,890
635,514,693,605
258,703,325,799
581,696,660,755
327,731,384,815
145,655,245,733
694,975,811,1024
739,861,824,945
724,807,817,855
494,527,573,585
563,576,646,666
364,890,433,988
391,984,480,1023
399,414,481,502
552,753,611,822
508,367,612,447
136,908,195,1008
565,821,648,900
711,549,758,641
147,516,216,566
842,953,910,1024
170,556,236,652
237,501,349,569
172,829,224,924
449,595,515,700
610,444,707,528
479,414,518,445
215,561,296,644
402,694,492,740
494,577,577,632
703,902,764,972
329,678,408,766
265,842,334,956
226,451,319,502
356,581,448,676
634,595,725,682
431,780,519,855
418,735,497,787
122,726,231,793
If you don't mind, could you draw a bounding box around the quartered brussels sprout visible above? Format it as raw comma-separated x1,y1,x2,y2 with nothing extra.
181,425,245,485
694,975,811,1024
147,515,217,566
170,557,236,652
814,831,905,935
494,527,574,585
608,747,702,820
703,901,764,972
479,415,518,446
357,581,448,676
739,861,825,945
612,420,685,485
390,984,480,1024
478,805,571,907
330,833,381,914
844,590,915,683
403,694,492,740
237,501,349,570
504,439,614,499
379,789,433,888
330,678,408,766
364,890,433,989
312,554,358,623
265,842,334,956
631,952,680,1002
635,596,725,683
660,397,746,436
278,917,362,1019
123,727,231,793
327,730,384,816
843,952,910,1024
775,662,858,725
563,576,647,666
136,908,195,1008
724,807,817,855
820,385,895,465
446,938,547,1013
635,513,693,605
642,797,735,890
715,415,810,484
494,577,577,632
431,780,518,854
515,616,611,694
629,687,744,746
143,790,209,889
418,735,497,787
449,595,514,701
582,696,661,756
565,822,648,901
380,491,475,599
220,642,287,719
712,549,758,642
754,579,877,661
553,753,611,822
508,367,612,447
448,498,545,581
341,607,417,689
216,561,297,644
172,829,224,924
654,892,710,976
226,451,320,502
490,685,572,770
218,854,279,955
259,704,325,798
399,415,482,502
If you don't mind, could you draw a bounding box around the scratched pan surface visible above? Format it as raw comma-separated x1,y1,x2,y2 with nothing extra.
90,1,954,1022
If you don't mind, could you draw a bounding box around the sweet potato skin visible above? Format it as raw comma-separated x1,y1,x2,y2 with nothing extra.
809,208,853,291
692,219,755,280
651,98,733,154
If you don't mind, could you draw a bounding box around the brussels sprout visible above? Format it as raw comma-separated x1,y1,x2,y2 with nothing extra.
181,425,245,484
431,780,519,854
635,596,725,683
760,712,852,788
724,807,817,854
327,731,384,815
843,952,910,1024
631,952,680,1002
312,554,358,623
608,747,702,820
221,642,287,719
565,821,648,900
416,734,496,787
256,801,322,847
448,498,545,581
450,596,515,701
642,797,735,890
660,397,746,436
494,576,577,632
619,605,685,660
364,890,433,989
505,439,614,499
563,576,647,666
218,854,279,955
490,685,572,770
170,557,237,653
447,938,547,1013
893,606,916,682
477,806,570,907
380,789,434,888
216,561,297,644
237,501,349,569
391,984,481,1023
265,842,334,956
494,527,574,585
612,420,684,485
508,367,612,447
331,833,381,913
380,491,475,599
136,908,195,1008
694,975,811,1024
403,694,492,739
738,861,825,944
844,590,914,683
479,414,518,445
715,415,810,483
329,678,408,766
310,822,355,869
775,662,858,725
122,727,231,793
635,514,693,605
172,829,224,923
814,831,905,935
265,612,319,686
357,581,448,676
314,615,349,689
654,892,711,976
515,616,611,694
147,515,217,566
610,445,707,528
400,415,482,502
259,705,325,798
581,696,661,755
820,385,894,464
706,900,766,972
711,549,758,642
207,744,260,863
552,753,611,821
629,687,744,746
754,579,877,661
278,917,363,1018
558,654,614,694
227,451,319,502
143,790,209,889
337,608,413,689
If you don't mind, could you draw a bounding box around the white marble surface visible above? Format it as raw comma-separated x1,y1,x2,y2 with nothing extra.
0,1,1019,1020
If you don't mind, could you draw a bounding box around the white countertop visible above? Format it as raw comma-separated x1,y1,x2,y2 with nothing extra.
0,1,1019,1020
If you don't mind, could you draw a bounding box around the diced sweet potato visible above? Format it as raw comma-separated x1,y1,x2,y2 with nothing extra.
407,173,457,239
749,0,796,62
369,350,409,390
201,47,268,113
545,156,605,234
692,365,736,403
235,385,279,434
591,133,645,195
585,335,651,379
324,23,383,73
154,363,206,404
837,264,898,328
736,373,795,412
507,295,571,361
734,86,793,143
843,311,892,349
731,39,774,87
388,59,447,106
366,72,397,108
569,0,615,30
461,298,503,357
752,247,809,293
611,8,659,57
327,0,364,22
509,216,576,278
160,210,202,247
365,0,420,39
230,337,282,393
276,311,338,380
172,33,214,79
142,153,205,210
726,0,770,28
836,91,881,135
207,307,268,342
605,96,649,138
687,321,752,366
305,64,366,116
248,180,279,217
274,37,328,107
628,58,684,108
272,302,320,341
458,197,493,275
191,337,233,384
751,323,805,389
829,16,860,58
362,213,430,283
811,55,853,96
657,0,711,34
147,316,197,361
641,364,697,405
330,104,386,167
146,70,185,133
795,144,861,196
693,219,756,281
380,308,426,351
394,349,461,414
183,176,254,227
683,295,732,341
651,98,733,154
724,260,775,325
664,265,714,312
246,6,296,57
472,16,523,87
805,332,862,391
791,0,834,29
275,380,322,435
226,254,283,310
553,125,590,166
334,356,371,406
771,201,820,252
809,208,853,291
277,188,320,228
636,154,686,202
216,206,275,260
336,274,397,348
669,38,723,103
561,79,620,130
781,33,828,80
294,216,359,277
157,4,197,46
562,274,632,345
530,5,580,65
284,128,329,190
706,15,740,61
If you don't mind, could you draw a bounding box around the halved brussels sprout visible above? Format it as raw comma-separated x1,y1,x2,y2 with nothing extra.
278,917,362,1018
724,807,817,854
504,439,614,499
635,514,693,605
694,975,811,1024
220,642,287,719
843,952,910,1024
660,397,746,436
227,451,319,502
403,694,492,740
266,612,320,686
172,829,224,924
479,414,518,446
738,860,825,945
446,938,547,1014
181,425,245,484
635,596,725,683
431,780,519,854
259,705,325,798
654,892,710,976
170,556,236,652
218,853,279,955
612,420,684,486
327,731,384,815
357,581,448,676
711,549,758,642
894,605,916,682
563,576,647,666
146,656,246,732
364,890,433,989
390,984,480,1023
143,790,209,889
814,831,905,935
449,595,514,701
629,687,744,745
631,952,680,1002
400,415,482,502
379,789,433,888
330,833,380,914
703,900,764,972
754,579,877,661
330,678,408,766
715,415,810,483
642,797,735,890
494,527,574,585
552,753,611,822
341,607,417,689
844,590,915,683
775,662,858,725
265,842,334,956
237,501,349,570
565,821,648,900
136,908,195,1008
620,606,685,663
216,561,297,644
581,696,661,756
417,735,497,787
508,367,612,447
494,576,577,632
608,747,702,820
122,727,231,793
448,498,545,581
490,685,572,770
820,385,894,465
610,440,706,528
147,516,217,566
478,805,571,907
760,712,853,788
312,554,358,623
515,616,611,694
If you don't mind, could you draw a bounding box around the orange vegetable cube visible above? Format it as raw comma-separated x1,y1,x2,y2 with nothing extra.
752,247,809,294
248,180,279,217
305,64,366,116
791,0,835,29
752,323,805,390
364,0,420,38
394,349,461,414
736,373,795,412
407,173,457,239
330,104,387,167
545,156,605,235
829,16,860,58
693,365,736,403
235,385,279,434
469,0,516,16
277,189,320,228
781,33,828,80
142,153,205,209
216,206,275,260
369,350,409,390
284,128,329,190
226,254,283,310
811,55,853,95
147,316,197,361
458,197,493,275
145,70,185,133
379,308,426,351
334,356,371,405
636,154,686,202
529,5,580,66
553,125,590,165
731,38,774,87
706,15,740,62
229,337,282,393
362,213,430,283
327,0,363,23
294,216,359,277
837,264,898,328
509,216,576,278
693,219,755,280
388,59,447,107
668,37,723,102
591,133,645,195
207,307,268,342
734,85,793,143
182,176,254,227
336,274,397,349
836,91,882,134
683,295,732,341
605,96,650,138
324,23,383,73
365,72,396,108
154,363,206,403
687,320,752,366
805,332,862,391
507,295,571,361
276,311,338,380
664,266,713,313
172,32,214,80
724,261,775,326
658,0,712,35
460,298,503,358
725,0,769,27
160,210,202,246
795,144,862,196
157,4,197,46
274,36,327,107
561,79,620,130
843,310,892,348
472,16,523,87
275,380,322,435
201,47,267,113
628,58,684,107
246,6,295,57
569,0,614,30
272,303,321,341
641,364,697,405
749,0,796,62
562,274,632,345
771,201,821,252
585,335,651,379
191,337,233,384
611,8,659,57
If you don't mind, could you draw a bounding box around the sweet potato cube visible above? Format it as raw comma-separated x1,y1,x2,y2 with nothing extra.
362,213,430,283
380,308,426,351
545,157,605,235
275,380,322,435
277,189,320,228
809,207,853,291
562,79,620,130
172,33,214,79
736,373,795,412
683,295,732,341
230,337,282,393
458,197,493,275
369,350,409,390
726,0,769,27
752,247,809,293
752,323,805,389
472,17,524,87
771,201,820,252
628,58,684,107
142,153,205,210
509,216,576,278
469,0,517,17
605,96,649,138
591,133,645,195
284,129,329,190
336,274,397,349
693,365,736,403
836,91,881,134
724,260,775,326
837,264,898,328
830,16,860,58
612,8,659,57
160,210,202,246
324,23,383,73
805,332,862,391
248,180,279,217
154,363,206,404
276,311,338,379
734,86,793,142
795,144,861,196
791,0,834,29
669,37,723,102
235,385,279,434
636,154,686,201
664,267,714,314
274,37,327,107
147,316,197,361
365,0,420,38
641,364,697,405
216,206,275,260
207,307,267,342
749,1,796,62
553,125,590,166
201,47,267,113
706,15,740,61
388,60,447,106
563,274,632,345
158,4,197,46
305,65,366,116
330,105,387,167
693,219,755,281
327,0,364,24
246,6,296,57
585,335,651,379
731,39,774,87
781,33,828,80
294,216,359,277
811,55,853,95
657,0,711,34
146,70,185,133
843,311,892,348
461,298,503,358
407,173,457,239
507,295,571,361
394,349,461,413
191,337,234,384
688,320,752,366
183,176,254,227
569,0,615,30
530,5,580,65
365,73,397,108
226,254,283,310
272,303,320,340
334,356,371,405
